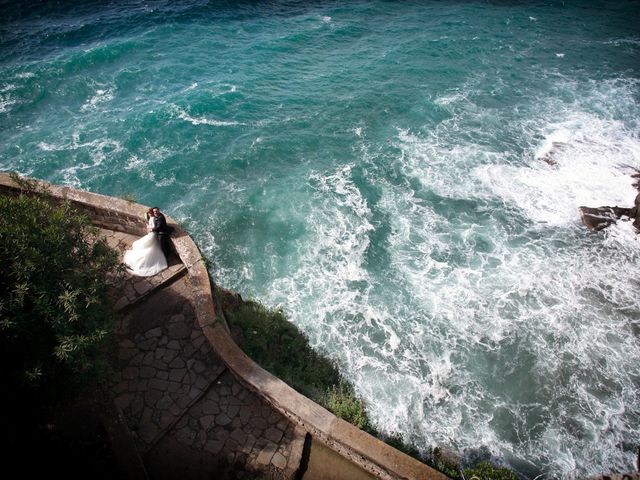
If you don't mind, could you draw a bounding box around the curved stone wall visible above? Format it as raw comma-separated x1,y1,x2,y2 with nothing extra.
0,173,447,480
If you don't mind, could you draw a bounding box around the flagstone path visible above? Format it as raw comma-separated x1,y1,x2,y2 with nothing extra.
100,229,306,480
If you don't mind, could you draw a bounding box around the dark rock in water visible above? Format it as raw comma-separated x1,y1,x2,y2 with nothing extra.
538,141,567,166
631,171,640,191
579,206,632,231
579,185,640,231
580,190,640,231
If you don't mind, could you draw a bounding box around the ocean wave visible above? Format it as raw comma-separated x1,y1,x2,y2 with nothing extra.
4,2,640,476
0,94,16,113
479,114,640,226
174,106,242,127
80,87,115,111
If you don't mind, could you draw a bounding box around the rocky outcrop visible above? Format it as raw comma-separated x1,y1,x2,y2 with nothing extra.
580,193,640,231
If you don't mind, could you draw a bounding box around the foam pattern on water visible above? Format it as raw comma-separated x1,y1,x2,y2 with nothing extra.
256,77,640,478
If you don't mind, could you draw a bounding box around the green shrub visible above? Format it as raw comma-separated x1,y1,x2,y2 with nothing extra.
225,299,379,430
463,461,518,480
324,382,373,432
225,300,341,399
225,299,382,434
0,181,122,414
224,297,487,479
117,192,137,203
428,446,461,479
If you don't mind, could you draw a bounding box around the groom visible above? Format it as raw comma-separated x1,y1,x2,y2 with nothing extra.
148,207,173,258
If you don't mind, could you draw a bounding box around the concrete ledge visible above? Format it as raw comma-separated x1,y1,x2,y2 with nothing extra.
0,173,448,480
202,322,448,480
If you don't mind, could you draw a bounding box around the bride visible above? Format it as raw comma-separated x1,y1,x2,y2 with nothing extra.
123,208,168,276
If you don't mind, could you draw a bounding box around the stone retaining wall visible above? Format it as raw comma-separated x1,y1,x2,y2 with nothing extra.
0,177,148,236
0,173,447,480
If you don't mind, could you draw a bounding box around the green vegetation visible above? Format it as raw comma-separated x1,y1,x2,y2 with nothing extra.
323,382,372,431
224,299,458,473
463,461,519,480
0,177,123,436
201,254,213,271
224,299,376,432
428,446,462,479
117,191,137,203
224,298,522,480
224,300,342,400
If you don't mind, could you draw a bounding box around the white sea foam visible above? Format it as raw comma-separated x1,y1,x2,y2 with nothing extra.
38,142,60,151
479,114,640,226
38,135,122,162
124,155,146,170
434,89,468,106
129,145,176,183
175,107,242,127
42,134,123,187
185,82,237,95
0,83,17,92
81,88,114,111
267,165,376,341
268,78,640,477
4,5,637,477
606,38,640,47
0,93,16,113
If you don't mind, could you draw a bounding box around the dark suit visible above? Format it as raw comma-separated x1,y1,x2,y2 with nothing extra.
152,212,172,257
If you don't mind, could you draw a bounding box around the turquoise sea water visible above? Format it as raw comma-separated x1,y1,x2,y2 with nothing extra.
2,1,640,477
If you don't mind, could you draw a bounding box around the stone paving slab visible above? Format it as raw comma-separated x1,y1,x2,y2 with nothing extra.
111,276,223,452
109,265,303,479
113,262,187,312
142,369,305,480
100,228,187,312
169,369,304,479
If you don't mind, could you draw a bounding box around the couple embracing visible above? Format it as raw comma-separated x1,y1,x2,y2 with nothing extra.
124,206,174,277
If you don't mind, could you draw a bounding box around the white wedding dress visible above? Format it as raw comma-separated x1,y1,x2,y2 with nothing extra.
123,217,168,277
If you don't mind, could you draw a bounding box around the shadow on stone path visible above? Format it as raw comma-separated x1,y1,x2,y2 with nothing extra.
102,230,306,480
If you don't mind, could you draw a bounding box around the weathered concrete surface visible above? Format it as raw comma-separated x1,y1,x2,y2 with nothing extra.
304,439,376,480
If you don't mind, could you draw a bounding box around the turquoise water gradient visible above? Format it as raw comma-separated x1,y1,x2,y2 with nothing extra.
2,1,640,477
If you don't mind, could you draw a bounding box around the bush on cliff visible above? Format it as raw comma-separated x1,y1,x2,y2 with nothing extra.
222,294,473,477
463,461,519,480
224,299,374,428
0,180,122,427
323,382,372,432
225,300,341,395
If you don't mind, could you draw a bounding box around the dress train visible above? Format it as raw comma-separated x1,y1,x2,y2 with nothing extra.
123,231,168,277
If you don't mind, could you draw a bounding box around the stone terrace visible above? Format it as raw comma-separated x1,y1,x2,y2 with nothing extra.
102,229,306,479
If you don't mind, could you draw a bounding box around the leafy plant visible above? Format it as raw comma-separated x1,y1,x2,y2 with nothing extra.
463,461,519,480
225,300,341,398
222,295,476,479
117,192,137,203
324,382,373,432
0,183,122,416
201,254,213,270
